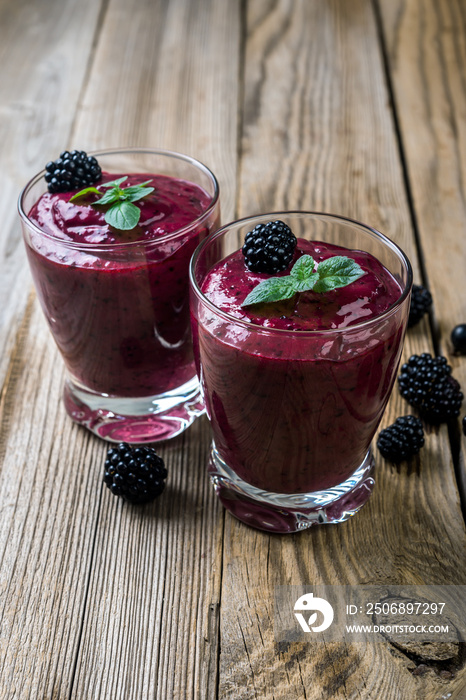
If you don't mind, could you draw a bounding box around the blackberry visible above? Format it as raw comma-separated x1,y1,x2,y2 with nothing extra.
451,324,466,354
408,284,432,327
45,149,102,193
104,442,167,504
242,220,297,274
377,415,424,462
398,353,463,423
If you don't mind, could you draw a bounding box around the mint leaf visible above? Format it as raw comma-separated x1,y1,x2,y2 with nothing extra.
123,186,155,203
242,277,297,307
101,176,128,188
289,254,319,292
123,179,153,190
105,201,141,230
242,253,365,307
93,189,121,206
70,186,101,202
290,254,315,280
312,256,364,293
70,177,154,231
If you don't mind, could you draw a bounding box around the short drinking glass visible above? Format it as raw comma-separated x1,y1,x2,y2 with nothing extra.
189,212,412,533
19,147,220,443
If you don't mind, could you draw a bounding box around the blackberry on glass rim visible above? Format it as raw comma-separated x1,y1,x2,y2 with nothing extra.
45,150,102,193
242,220,297,274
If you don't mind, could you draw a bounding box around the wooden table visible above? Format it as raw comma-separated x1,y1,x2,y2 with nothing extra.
1,0,465,697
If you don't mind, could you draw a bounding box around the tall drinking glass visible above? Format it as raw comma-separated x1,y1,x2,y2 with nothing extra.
190,212,412,533
19,148,220,443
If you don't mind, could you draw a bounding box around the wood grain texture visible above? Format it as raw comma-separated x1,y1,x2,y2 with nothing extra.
1,0,239,697
0,0,105,390
0,302,106,700
241,0,415,255
66,0,240,697
0,1,107,697
219,0,466,698
1,0,465,697
70,416,223,699
72,0,239,223
377,0,466,503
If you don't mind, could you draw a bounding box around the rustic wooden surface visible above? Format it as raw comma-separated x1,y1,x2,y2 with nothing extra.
0,0,465,698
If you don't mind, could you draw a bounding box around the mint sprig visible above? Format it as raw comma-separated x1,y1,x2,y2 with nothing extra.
70,176,154,230
242,254,365,307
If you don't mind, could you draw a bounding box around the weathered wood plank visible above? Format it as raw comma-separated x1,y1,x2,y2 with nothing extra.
2,0,465,698
219,0,466,698
0,303,105,700
67,0,240,697
377,0,466,503
0,1,108,698
72,0,238,224
0,0,105,389
70,417,223,699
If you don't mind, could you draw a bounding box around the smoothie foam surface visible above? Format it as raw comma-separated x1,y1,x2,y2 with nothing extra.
25,171,216,396
28,172,211,248
201,239,402,332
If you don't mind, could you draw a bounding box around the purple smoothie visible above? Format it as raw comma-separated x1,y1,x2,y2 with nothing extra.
196,239,405,493
26,172,219,397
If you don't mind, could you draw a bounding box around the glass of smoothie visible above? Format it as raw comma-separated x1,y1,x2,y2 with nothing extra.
18,148,220,443
189,212,412,533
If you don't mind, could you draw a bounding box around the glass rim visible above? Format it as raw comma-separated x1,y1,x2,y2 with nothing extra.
17,146,220,250
189,210,414,337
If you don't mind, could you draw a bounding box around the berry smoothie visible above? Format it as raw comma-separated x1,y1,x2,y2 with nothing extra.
195,239,406,494
26,172,219,398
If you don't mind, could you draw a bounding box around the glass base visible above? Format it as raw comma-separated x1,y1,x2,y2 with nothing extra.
208,443,375,533
63,376,205,443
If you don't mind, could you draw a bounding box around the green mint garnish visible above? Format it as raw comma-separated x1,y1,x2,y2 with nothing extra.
70,176,154,230
242,254,365,307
